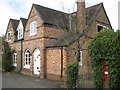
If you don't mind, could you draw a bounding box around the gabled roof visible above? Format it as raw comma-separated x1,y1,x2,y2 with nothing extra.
33,4,69,28
5,18,27,41
46,3,105,47
14,18,27,41
33,3,103,30
5,19,19,37
10,19,19,31
20,18,27,29
86,3,103,25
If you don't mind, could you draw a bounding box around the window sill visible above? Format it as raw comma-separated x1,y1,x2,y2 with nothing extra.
18,37,23,40
29,33,36,37
12,64,17,67
79,62,83,66
7,40,11,42
24,65,30,69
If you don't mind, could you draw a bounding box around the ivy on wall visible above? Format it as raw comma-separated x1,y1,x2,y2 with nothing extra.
88,30,120,89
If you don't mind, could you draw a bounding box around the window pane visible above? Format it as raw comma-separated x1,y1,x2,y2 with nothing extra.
29,58,30,65
8,32,11,40
79,51,82,66
30,21,37,35
28,53,30,57
25,53,27,65
25,50,30,66
26,54,27,57
98,25,103,32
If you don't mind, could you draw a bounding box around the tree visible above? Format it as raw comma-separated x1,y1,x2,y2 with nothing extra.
2,38,13,72
57,2,93,88
88,29,120,89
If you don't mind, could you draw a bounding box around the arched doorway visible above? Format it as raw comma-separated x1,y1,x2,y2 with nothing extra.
33,49,40,75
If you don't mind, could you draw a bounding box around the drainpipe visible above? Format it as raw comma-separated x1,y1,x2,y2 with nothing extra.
60,47,63,78
20,40,23,71
43,48,46,79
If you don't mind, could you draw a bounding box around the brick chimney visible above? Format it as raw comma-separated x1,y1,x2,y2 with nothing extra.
76,0,86,32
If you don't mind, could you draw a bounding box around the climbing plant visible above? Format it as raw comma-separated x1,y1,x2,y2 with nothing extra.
88,29,120,89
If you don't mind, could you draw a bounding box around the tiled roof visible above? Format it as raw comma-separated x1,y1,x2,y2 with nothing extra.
9,18,27,41
10,19,19,31
45,3,103,47
20,18,27,29
86,3,102,24
34,4,69,29
33,3,103,29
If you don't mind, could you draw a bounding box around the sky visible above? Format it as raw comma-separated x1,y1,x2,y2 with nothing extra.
0,0,119,36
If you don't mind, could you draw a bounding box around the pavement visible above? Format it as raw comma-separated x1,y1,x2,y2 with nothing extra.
2,71,63,88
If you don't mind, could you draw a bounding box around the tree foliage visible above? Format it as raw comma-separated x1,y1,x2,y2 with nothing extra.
88,30,120,89
2,41,13,72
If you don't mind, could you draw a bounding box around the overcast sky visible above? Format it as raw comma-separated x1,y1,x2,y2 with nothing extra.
0,0,119,36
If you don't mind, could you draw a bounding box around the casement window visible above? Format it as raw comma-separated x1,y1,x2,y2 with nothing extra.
97,24,108,32
30,21,37,36
18,28,23,39
13,52,17,67
8,31,11,42
79,51,83,66
24,49,30,69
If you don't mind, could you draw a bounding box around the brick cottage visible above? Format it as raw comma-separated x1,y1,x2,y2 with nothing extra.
5,0,112,80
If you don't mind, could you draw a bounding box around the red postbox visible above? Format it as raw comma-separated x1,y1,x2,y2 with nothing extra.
103,62,108,81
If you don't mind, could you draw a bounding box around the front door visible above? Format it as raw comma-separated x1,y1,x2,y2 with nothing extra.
34,49,40,75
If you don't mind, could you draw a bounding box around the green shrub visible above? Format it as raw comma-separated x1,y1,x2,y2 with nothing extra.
2,42,13,72
66,62,79,88
88,30,120,89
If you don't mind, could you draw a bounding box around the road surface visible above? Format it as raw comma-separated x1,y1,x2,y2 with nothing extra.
2,72,62,88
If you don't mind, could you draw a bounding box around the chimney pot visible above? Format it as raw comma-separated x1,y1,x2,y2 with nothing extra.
76,0,85,3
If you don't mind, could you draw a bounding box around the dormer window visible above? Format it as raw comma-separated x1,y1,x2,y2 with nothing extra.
18,27,23,39
30,21,37,36
97,24,108,32
16,20,24,40
8,31,11,42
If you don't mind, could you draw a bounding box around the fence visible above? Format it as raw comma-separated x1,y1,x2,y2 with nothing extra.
77,72,95,88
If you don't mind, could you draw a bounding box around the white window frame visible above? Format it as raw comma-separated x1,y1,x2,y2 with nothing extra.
79,51,83,66
97,24,108,32
24,49,30,69
8,31,11,42
13,52,17,67
29,21,37,36
18,27,23,40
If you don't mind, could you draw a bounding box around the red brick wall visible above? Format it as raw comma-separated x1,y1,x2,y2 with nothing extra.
46,47,67,80
5,22,15,44
9,41,22,68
